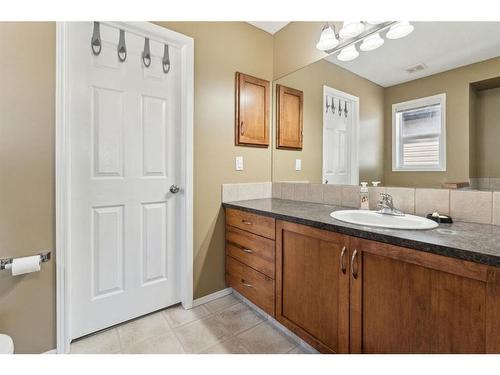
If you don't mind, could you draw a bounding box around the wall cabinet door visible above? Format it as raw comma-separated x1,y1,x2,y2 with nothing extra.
349,237,496,353
276,84,303,149
275,221,350,353
235,72,270,147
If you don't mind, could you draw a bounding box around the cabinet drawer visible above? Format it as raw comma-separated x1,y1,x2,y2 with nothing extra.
226,225,275,278
226,208,275,240
226,256,275,316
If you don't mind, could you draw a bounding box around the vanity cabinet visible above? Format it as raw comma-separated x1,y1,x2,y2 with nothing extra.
235,72,270,147
275,221,350,353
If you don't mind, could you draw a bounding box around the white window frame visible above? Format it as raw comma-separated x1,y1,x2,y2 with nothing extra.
392,93,446,172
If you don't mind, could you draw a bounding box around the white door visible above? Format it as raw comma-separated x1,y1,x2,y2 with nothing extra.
69,22,182,339
322,86,359,185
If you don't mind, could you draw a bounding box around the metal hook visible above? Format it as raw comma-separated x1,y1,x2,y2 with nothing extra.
325,95,330,113
162,44,171,73
142,38,151,68
331,97,336,113
338,99,342,116
91,22,102,56
344,101,348,117
117,29,127,62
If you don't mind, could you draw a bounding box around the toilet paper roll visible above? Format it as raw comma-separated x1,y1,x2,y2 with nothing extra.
11,255,41,276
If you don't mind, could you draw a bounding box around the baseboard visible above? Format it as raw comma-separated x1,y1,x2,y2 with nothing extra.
42,349,57,354
231,289,318,354
192,287,233,307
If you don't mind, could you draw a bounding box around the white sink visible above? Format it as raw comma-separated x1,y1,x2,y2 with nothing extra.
330,210,438,230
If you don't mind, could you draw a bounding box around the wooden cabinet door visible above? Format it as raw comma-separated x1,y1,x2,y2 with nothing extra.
349,237,492,353
235,72,269,147
275,221,350,353
276,85,303,149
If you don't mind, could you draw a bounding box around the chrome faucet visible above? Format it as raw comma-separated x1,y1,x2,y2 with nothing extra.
377,193,404,216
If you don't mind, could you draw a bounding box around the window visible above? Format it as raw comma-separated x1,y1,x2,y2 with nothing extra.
392,94,446,171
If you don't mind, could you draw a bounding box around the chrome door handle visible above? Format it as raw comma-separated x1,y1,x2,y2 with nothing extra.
169,185,181,194
340,246,347,274
351,249,358,279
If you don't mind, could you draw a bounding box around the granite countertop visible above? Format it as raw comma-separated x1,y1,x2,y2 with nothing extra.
222,198,500,268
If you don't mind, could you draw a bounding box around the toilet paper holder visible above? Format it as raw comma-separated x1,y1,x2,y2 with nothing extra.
0,251,51,271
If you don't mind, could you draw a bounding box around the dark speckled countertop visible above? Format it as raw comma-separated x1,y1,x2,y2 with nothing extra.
222,198,500,268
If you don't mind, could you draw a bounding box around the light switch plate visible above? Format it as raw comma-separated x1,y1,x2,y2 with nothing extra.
295,159,302,171
235,156,244,171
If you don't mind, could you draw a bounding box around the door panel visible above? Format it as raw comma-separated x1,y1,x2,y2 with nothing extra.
350,238,489,353
276,85,303,149
276,221,349,353
70,22,181,339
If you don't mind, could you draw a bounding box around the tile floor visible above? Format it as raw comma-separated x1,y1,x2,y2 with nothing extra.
70,293,314,354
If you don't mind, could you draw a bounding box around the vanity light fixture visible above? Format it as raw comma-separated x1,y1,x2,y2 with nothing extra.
316,21,414,62
338,45,359,61
360,32,384,51
386,21,415,39
316,23,339,51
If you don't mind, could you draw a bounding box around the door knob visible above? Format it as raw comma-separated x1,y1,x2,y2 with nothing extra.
169,185,181,194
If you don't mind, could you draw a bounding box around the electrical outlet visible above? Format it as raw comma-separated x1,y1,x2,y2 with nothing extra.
235,156,244,171
295,159,302,171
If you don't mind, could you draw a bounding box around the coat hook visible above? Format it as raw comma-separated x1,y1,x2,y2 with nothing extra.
162,44,171,73
117,29,127,62
338,99,342,116
91,22,102,56
142,38,151,67
325,95,330,113
344,101,348,117
331,97,335,113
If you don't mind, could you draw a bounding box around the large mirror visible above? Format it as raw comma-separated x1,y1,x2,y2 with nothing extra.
271,22,500,190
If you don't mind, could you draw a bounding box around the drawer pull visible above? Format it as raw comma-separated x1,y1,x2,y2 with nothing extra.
351,249,359,279
241,248,253,254
241,279,253,288
340,246,347,274
241,220,253,225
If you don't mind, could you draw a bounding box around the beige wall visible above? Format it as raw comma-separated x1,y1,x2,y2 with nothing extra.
272,59,384,184
384,57,500,188
0,21,273,353
474,86,500,177
0,23,56,353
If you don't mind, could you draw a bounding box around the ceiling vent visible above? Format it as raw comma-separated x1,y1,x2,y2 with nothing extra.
405,63,427,74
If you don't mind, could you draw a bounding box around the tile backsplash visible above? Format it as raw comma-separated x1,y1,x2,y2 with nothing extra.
223,182,500,226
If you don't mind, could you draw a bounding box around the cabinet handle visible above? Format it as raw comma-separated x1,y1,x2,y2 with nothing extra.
340,246,347,274
241,219,253,225
351,249,358,279
241,121,245,135
241,279,253,288
241,248,253,254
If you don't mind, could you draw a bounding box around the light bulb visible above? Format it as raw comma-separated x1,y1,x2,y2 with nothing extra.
360,33,384,51
386,21,414,39
316,23,339,51
337,45,359,61
339,22,365,39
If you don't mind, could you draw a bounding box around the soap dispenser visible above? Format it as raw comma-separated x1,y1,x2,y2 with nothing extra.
360,182,369,210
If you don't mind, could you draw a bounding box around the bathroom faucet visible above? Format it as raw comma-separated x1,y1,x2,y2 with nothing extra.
377,193,404,216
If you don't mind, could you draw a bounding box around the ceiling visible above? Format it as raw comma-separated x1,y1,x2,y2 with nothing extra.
325,22,500,87
247,22,290,34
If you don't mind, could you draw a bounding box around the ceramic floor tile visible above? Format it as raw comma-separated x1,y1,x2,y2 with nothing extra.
173,315,232,353
117,312,171,348
214,302,265,334
70,328,121,354
203,294,240,313
237,321,296,354
163,304,211,328
121,331,185,354
200,337,250,354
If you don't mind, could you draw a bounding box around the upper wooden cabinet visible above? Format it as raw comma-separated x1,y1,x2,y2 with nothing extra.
235,72,270,147
276,85,303,149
